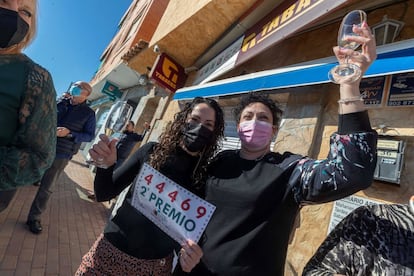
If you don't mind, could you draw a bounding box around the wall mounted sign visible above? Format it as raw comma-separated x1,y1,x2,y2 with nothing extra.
235,0,349,66
387,72,414,106
150,53,187,93
374,138,405,184
359,76,386,106
101,81,122,100
192,36,243,85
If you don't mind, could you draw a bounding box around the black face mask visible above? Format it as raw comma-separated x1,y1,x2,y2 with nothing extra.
183,123,214,153
0,7,29,48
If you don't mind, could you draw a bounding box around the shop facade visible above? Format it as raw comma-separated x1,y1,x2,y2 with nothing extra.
90,0,414,273
81,0,171,159
151,0,414,273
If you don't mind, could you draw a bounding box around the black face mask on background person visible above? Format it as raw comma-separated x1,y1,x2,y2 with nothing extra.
0,7,29,48
183,123,214,153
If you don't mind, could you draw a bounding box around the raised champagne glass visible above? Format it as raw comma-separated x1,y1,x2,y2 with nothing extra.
91,101,133,168
328,10,367,84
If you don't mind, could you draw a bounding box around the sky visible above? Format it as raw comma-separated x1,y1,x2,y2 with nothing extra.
24,0,133,96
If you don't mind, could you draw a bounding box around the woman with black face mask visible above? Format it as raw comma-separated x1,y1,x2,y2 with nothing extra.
76,97,225,275
0,0,57,212
175,22,378,276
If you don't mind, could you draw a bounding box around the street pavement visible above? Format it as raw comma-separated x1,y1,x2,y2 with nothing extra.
0,153,111,275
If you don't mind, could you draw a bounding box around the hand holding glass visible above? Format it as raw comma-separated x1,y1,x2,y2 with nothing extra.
87,135,117,169
89,102,133,168
328,10,367,84
104,102,133,140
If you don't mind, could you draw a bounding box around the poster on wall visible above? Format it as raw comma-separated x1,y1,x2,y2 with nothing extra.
387,72,414,106
360,76,386,106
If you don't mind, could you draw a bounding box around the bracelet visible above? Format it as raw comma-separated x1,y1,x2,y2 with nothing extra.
338,96,363,104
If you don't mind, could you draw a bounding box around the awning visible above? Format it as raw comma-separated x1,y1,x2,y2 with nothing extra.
173,39,414,100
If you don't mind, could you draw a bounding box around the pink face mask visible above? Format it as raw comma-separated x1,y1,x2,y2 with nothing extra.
237,120,274,149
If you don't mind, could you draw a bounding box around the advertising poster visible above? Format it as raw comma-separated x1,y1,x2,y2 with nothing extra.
387,72,414,106
359,76,386,106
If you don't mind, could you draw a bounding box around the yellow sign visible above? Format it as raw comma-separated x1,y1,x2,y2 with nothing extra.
150,53,187,93
236,0,348,65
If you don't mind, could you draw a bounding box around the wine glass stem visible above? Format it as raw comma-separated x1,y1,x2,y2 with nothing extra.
345,55,350,64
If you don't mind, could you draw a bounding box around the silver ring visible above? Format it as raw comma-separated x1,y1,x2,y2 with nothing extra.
97,157,104,162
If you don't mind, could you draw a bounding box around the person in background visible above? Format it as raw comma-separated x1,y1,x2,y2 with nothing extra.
303,196,414,275
175,21,378,276
0,0,57,212
76,97,225,275
26,81,96,234
115,120,150,169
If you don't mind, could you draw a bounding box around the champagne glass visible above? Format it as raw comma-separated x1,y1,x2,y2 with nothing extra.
89,101,133,168
328,10,367,84
105,102,133,140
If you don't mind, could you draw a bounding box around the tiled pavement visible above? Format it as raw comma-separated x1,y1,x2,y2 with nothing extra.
0,153,111,275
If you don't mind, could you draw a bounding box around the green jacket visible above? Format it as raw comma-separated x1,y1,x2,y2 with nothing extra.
0,54,57,190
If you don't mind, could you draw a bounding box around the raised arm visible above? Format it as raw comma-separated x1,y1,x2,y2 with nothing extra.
336,21,376,114
289,23,378,204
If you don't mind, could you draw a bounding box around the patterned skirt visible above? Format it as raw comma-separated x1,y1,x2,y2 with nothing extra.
75,234,173,276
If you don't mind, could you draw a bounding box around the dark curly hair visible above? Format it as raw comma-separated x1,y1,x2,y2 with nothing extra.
233,92,283,126
149,97,225,187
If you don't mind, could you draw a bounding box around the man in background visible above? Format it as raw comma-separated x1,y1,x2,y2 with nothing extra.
26,81,96,234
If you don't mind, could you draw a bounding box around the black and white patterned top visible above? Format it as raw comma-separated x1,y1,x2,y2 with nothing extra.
303,202,414,276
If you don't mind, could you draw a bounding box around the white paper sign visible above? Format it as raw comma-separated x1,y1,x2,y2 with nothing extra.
328,195,382,234
131,163,216,244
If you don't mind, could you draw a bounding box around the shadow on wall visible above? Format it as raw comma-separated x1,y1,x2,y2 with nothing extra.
284,261,298,276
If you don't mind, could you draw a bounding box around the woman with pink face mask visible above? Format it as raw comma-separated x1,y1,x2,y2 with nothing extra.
174,22,378,276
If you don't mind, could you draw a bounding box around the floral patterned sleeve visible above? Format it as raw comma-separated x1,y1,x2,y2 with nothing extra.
289,130,378,204
282,111,378,204
0,60,57,190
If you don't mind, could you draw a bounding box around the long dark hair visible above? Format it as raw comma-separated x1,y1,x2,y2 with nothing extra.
149,97,225,186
